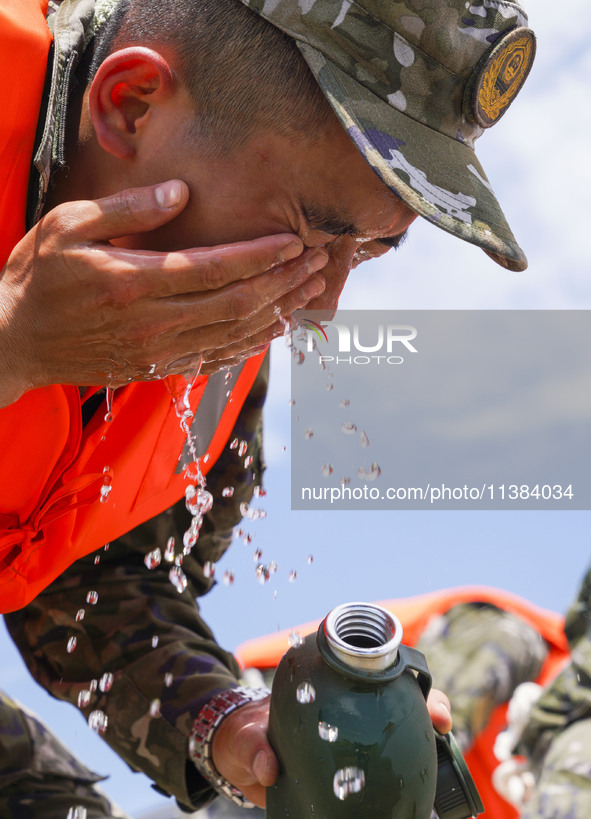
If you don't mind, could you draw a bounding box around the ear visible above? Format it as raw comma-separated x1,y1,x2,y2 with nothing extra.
88,47,175,159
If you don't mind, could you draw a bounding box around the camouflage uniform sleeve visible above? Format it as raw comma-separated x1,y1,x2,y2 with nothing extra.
516,566,591,819
5,354,269,813
0,690,130,819
415,602,548,752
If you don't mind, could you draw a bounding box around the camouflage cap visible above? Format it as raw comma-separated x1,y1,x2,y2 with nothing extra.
236,0,536,271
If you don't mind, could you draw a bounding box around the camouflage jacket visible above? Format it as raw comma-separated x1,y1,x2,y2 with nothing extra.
6,355,269,813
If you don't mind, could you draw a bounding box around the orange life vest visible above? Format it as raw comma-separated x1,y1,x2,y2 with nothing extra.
236,586,569,819
0,2,265,612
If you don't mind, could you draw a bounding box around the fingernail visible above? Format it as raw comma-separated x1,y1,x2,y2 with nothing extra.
253,750,269,783
276,240,304,263
306,249,329,274
437,703,452,725
155,180,183,209
302,275,326,300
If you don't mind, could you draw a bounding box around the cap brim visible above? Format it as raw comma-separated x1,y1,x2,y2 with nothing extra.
298,43,528,272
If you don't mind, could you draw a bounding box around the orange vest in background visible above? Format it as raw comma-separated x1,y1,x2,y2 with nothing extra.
236,587,569,819
0,1,265,611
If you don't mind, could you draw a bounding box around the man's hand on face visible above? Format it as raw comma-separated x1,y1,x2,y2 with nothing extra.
0,180,328,407
211,688,453,808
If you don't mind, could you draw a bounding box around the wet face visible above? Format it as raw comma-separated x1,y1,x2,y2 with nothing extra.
121,102,418,314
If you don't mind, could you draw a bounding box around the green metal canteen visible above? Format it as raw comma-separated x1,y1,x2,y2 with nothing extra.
266,602,484,819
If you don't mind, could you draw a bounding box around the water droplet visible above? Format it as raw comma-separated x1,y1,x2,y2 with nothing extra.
203,561,215,579
288,399,296,406
149,699,161,718
334,767,365,800
94,555,101,565
144,548,162,570
151,635,159,648
103,543,110,552
186,484,211,516
253,485,266,498
321,463,334,477
169,566,188,593
318,722,339,742
164,672,174,687
99,672,114,693
296,682,316,704
77,690,91,709
104,388,115,423
88,710,108,735
340,476,351,486
242,532,253,545
281,446,287,453
164,537,175,562
339,399,350,408
288,570,297,582
222,486,234,498
244,455,253,468
304,428,314,440
86,591,99,605
307,554,314,565
360,430,370,448
268,561,278,575
288,631,304,648
253,548,263,562
341,422,357,435
197,488,213,514
67,637,77,654
75,609,85,623
67,806,87,819
325,383,334,392
222,570,235,586
89,679,98,693
241,502,267,521
358,463,381,481
294,350,305,365
229,438,239,450
238,440,248,457
99,484,112,503
255,563,270,584
183,528,198,551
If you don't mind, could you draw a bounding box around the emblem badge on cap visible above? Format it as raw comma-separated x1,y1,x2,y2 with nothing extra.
466,27,537,129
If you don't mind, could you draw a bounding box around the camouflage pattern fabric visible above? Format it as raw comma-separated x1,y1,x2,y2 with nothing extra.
0,690,129,818
415,602,549,753
5,354,269,814
516,566,591,817
237,0,535,271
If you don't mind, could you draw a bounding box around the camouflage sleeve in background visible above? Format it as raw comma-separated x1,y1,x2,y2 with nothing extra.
5,354,269,814
414,602,548,753
0,690,130,819
516,565,591,819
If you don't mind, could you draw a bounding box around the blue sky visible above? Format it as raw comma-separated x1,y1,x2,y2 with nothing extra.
2,4,589,817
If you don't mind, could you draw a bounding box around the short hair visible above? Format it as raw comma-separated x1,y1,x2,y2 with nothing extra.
92,0,332,154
